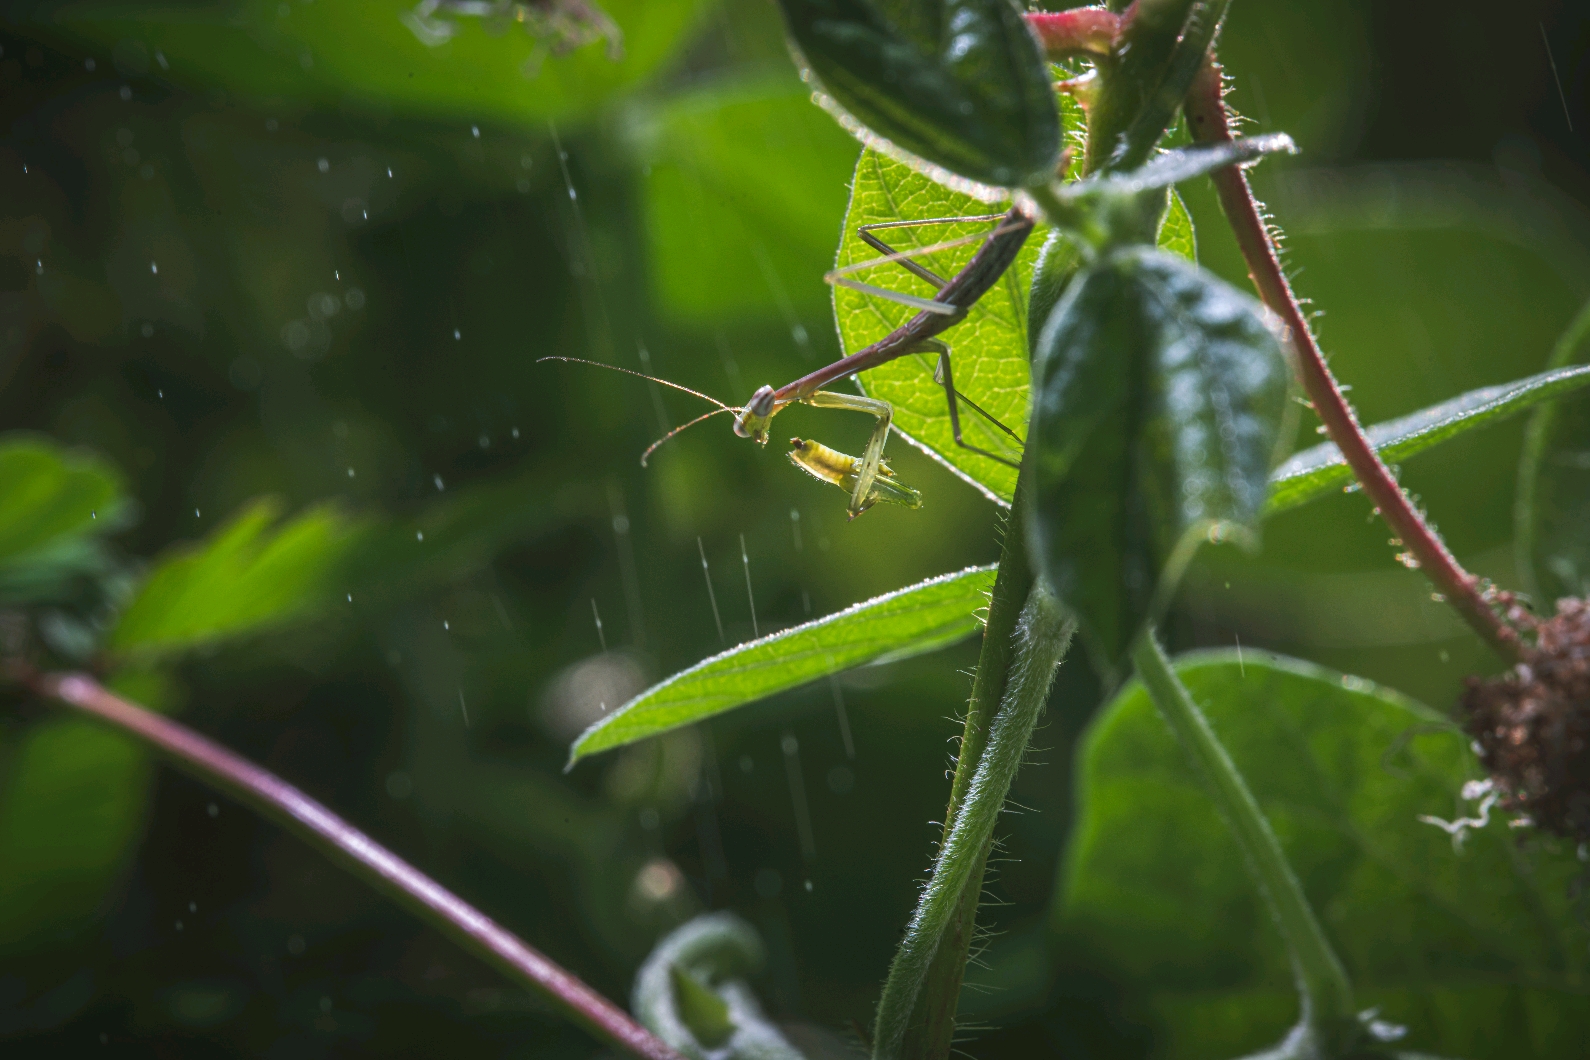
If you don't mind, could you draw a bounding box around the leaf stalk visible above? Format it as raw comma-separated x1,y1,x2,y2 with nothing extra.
1129,631,1357,1043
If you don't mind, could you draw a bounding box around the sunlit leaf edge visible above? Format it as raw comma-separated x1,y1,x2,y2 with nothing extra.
569,564,997,765
1267,364,1590,515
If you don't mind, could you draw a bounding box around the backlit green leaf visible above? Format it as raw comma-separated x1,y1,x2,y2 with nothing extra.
109,499,359,659
834,148,1047,504
775,0,1061,188
1272,363,1590,516
0,435,127,608
569,565,995,763
1156,188,1196,261
1053,650,1590,1060
1029,249,1290,673
1516,302,1590,602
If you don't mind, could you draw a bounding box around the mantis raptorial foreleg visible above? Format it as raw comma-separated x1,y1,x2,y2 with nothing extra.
802,388,894,516
547,205,1038,517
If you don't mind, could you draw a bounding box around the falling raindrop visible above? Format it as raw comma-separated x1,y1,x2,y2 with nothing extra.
510,427,520,439
157,389,163,398
85,58,96,72
34,259,42,275
453,328,461,340
433,473,445,491
207,802,218,818
386,166,393,178
471,124,480,138
317,157,329,173
194,509,200,517
346,593,352,603
416,531,424,541
443,620,450,630
119,85,131,101
346,467,355,478
150,261,158,274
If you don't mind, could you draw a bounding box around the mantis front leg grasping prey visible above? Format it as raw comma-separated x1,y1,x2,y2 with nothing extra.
730,206,1034,516
542,203,1036,518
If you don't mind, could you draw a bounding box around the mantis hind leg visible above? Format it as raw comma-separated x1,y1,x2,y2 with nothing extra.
803,389,893,517
917,338,1024,469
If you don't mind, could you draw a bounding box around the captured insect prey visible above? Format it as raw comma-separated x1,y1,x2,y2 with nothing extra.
539,206,1032,517
787,438,922,517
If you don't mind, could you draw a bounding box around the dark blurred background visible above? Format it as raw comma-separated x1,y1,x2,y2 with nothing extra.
0,1,1585,1056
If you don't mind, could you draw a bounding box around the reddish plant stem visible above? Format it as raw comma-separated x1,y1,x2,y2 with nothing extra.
1183,61,1529,663
28,670,684,1060
1025,8,1120,58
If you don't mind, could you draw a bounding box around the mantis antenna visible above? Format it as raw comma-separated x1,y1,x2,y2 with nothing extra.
537,356,742,465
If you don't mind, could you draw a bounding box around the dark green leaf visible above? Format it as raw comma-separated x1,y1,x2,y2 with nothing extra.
1028,249,1290,673
1053,650,1590,1059
1516,301,1590,602
1272,363,1590,516
44,0,709,123
636,81,861,326
0,668,175,956
834,148,1047,503
775,0,1061,188
570,565,995,763
0,435,128,607
108,500,360,659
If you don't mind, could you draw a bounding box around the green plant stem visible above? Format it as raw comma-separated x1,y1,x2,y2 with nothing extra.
28,670,684,1060
894,487,1034,1060
1129,631,1356,1037
1076,0,1229,175
1514,294,1590,600
873,581,1073,1060
1183,58,1529,664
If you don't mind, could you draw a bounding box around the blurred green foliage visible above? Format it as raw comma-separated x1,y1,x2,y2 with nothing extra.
0,0,1587,1057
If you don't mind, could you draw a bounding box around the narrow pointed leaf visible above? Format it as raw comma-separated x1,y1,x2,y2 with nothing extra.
775,0,1061,188
1270,364,1590,516
1029,248,1290,672
1053,650,1590,1059
569,565,996,763
835,148,1047,504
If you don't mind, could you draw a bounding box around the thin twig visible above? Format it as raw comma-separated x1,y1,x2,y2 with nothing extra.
26,670,683,1060
1182,58,1530,663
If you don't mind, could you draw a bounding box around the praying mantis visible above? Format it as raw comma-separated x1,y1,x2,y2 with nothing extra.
542,204,1035,517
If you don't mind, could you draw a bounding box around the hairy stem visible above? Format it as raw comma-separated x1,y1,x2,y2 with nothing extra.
873,583,1073,1060
28,670,683,1060
1129,632,1356,1038
1183,59,1529,663
894,486,1034,1060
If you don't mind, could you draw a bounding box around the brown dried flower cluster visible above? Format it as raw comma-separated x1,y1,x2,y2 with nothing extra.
1464,597,1590,843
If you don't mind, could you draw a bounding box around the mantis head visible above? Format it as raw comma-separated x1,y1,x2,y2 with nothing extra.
733,385,777,445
